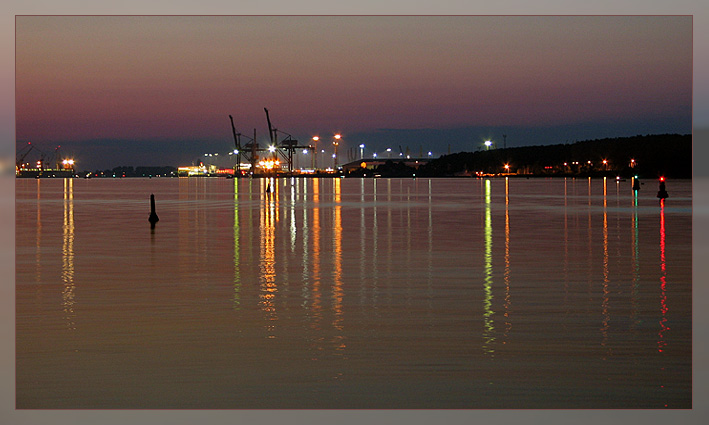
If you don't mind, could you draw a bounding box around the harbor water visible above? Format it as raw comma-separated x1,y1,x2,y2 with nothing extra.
15,176,692,409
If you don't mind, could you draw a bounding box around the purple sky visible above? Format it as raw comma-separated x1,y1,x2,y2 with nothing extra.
15,15,692,169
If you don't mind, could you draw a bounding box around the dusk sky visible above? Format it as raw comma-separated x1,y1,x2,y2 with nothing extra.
15,15,692,170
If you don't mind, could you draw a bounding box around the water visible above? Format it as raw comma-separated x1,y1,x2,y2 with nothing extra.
15,176,692,409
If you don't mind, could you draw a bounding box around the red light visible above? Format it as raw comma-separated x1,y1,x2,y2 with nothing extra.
660,177,665,181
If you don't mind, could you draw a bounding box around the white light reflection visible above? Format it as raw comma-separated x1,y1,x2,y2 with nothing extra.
233,178,241,309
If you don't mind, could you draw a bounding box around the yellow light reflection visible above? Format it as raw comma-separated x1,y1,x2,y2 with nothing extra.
259,177,278,337
503,177,511,343
563,178,569,308
483,179,495,355
332,177,345,353
372,178,379,308
360,178,366,298
600,177,610,353
35,179,42,284
587,177,593,294
301,179,310,303
61,178,75,330
310,179,322,333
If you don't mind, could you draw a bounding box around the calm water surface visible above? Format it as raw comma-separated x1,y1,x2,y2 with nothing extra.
15,177,692,408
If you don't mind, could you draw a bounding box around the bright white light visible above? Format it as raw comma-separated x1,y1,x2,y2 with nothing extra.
359,144,365,148
484,141,492,147
312,136,319,141
268,146,276,153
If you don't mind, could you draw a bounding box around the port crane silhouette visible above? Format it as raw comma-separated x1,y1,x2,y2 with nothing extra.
229,108,311,175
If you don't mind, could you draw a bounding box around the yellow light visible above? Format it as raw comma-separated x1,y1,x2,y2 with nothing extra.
334,134,341,139
312,136,319,141
361,162,367,168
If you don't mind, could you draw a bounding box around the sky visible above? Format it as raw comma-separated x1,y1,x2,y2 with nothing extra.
15,15,693,170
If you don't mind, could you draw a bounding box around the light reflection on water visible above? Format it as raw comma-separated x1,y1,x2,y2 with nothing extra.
15,177,692,409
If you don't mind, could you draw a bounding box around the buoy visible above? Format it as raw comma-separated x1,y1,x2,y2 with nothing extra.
632,177,640,191
148,194,159,228
657,177,668,199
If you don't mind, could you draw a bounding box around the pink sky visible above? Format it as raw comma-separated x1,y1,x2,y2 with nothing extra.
16,15,691,146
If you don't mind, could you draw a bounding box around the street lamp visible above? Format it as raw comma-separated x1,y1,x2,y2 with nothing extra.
484,140,492,150
333,134,341,168
386,147,392,158
312,136,319,169
359,144,365,159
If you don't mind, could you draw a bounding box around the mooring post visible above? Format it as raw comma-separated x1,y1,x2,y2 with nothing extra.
149,194,159,228
657,177,669,200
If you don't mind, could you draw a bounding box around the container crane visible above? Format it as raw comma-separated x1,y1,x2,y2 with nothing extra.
263,108,306,174
16,143,35,171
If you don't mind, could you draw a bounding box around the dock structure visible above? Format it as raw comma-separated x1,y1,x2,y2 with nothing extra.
228,108,312,177
340,157,433,173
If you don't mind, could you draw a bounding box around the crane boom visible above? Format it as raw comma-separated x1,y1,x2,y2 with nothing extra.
229,115,240,150
264,108,276,145
16,144,34,167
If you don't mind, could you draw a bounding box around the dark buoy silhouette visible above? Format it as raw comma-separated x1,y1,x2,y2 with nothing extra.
657,177,669,200
632,177,640,191
266,182,272,193
148,194,159,228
